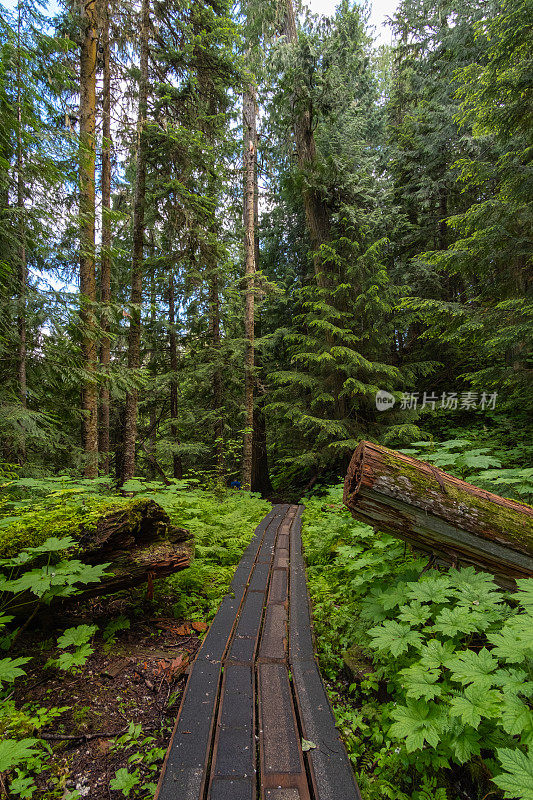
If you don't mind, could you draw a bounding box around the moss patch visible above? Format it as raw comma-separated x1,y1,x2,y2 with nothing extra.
0,497,132,558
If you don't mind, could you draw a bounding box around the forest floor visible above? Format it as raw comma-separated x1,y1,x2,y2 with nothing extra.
11,594,207,799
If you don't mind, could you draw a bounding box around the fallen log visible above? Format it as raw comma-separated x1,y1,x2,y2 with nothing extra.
76,498,192,596
343,441,533,587
7,499,193,617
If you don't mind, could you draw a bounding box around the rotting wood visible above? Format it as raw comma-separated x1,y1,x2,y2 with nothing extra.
343,440,533,587
76,499,192,596
8,499,192,617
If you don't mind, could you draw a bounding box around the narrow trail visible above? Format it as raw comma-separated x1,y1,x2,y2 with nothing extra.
155,504,361,800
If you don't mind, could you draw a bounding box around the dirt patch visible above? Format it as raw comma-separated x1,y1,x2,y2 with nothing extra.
9,595,204,799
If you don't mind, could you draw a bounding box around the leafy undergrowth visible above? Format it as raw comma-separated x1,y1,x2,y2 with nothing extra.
301,484,533,800
0,477,270,799
117,477,271,620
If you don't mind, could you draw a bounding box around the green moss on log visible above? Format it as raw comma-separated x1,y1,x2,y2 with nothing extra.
0,497,132,558
342,643,374,681
362,446,533,553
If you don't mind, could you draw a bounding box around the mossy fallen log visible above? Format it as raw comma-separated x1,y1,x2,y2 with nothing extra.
76,499,192,596
343,441,533,587
7,499,193,617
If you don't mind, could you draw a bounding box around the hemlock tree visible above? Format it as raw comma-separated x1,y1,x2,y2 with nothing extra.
400,0,532,413
78,0,98,477
262,1,403,481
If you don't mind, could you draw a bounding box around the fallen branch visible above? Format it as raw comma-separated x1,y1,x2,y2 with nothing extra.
40,728,128,741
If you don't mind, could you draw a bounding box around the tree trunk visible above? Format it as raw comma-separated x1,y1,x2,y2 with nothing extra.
147,270,157,476
16,2,27,465
251,145,272,496
282,0,331,285
99,2,112,474
167,273,183,479
79,0,99,477
251,400,272,496
122,0,150,483
242,82,256,490
343,441,533,587
207,249,225,485
5,500,192,618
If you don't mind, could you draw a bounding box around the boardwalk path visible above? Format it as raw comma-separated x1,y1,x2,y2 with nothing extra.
155,504,361,800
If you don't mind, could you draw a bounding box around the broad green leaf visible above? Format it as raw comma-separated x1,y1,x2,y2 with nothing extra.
8,774,36,799
449,684,501,727
446,647,498,688
389,699,447,752
368,620,423,657
398,601,433,626
489,618,533,662
399,664,442,700
408,575,453,605
0,738,39,771
56,643,93,671
418,639,456,669
57,624,97,649
438,439,472,450
432,607,478,637
494,748,533,800
494,668,533,698
516,579,533,610
29,536,76,554
110,768,140,797
462,454,501,469
0,656,31,687
447,720,481,764
501,694,533,740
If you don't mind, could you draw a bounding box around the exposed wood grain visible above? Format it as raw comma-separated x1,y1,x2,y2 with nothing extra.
343,440,533,586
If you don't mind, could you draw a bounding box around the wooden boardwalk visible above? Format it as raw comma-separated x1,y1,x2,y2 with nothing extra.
155,504,361,800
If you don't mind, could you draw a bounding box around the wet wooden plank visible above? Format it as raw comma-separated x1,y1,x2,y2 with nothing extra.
210,665,255,780
155,660,221,800
258,663,301,774
258,603,287,662
249,560,272,592
209,778,255,800
268,569,288,605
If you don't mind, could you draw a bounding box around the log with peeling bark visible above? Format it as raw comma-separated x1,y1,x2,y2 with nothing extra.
76,499,192,597
343,441,533,587
9,499,193,617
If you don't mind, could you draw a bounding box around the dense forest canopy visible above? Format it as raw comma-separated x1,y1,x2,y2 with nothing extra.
0,0,531,490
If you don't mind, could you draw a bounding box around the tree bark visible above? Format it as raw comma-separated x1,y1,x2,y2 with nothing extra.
206,247,225,485
147,270,157,476
167,273,183,479
343,441,533,587
242,82,257,490
122,0,150,483
79,0,99,477
282,0,331,285
99,1,112,474
16,2,27,465
251,146,272,495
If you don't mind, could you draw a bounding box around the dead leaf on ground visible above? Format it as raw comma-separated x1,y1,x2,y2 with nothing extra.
175,623,192,636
